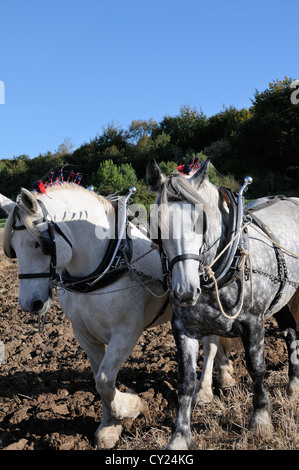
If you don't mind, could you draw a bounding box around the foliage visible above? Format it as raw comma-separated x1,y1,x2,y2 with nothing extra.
92,160,138,195
128,118,158,143
1,76,298,207
230,76,299,195
153,104,207,153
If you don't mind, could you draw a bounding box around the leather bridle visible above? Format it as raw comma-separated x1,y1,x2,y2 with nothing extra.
8,201,72,283
155,186,242,291
7,198,133,294
168,252,204,271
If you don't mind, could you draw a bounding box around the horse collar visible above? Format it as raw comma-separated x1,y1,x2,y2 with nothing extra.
60,201,133,293
60,190,136,293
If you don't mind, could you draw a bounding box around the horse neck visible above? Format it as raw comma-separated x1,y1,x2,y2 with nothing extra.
43,190,115,277
71,209,116,278
198,181,228,265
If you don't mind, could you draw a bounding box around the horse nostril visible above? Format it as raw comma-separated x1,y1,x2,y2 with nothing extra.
30,300,44,313
196,287,201,297
173,286,201,306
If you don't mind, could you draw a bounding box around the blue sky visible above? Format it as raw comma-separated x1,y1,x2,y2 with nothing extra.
0,0,298,160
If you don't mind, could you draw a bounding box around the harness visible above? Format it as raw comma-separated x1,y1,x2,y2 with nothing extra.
7,186,170,330
156,177,253,292
9,201,73,282
59,202,133,293
7,195,133,293
245,196,299,313
158,177,298,316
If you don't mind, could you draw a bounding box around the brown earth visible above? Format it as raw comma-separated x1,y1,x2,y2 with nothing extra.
0,228,298,451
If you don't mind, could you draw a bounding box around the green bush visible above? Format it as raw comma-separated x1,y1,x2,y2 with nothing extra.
92,160,138,195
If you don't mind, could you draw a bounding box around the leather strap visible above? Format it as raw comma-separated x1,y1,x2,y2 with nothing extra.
168,253,202,271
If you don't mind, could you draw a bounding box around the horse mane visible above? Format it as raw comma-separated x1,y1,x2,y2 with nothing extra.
34,182,117,209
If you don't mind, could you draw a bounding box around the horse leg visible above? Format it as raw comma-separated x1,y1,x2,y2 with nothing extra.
194,336,236,406
94,331,145,434
95,399,123,449
166,317,199,450
215,338,236,389
193,336,219,405
240,319,273,434
73,331,123,448
274,305,299,396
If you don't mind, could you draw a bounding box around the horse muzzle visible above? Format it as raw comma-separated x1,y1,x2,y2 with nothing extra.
172,286,201,307
19,291,53,315
168,256,202,307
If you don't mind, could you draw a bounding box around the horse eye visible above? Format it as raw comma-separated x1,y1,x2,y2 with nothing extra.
34,241,40,249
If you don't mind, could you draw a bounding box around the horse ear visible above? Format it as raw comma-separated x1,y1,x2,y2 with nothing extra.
147,159,166,193
189,158,210,189
20,188,39,215
0,194,16,214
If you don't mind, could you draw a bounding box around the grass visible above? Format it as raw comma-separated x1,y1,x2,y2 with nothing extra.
117,378,299,450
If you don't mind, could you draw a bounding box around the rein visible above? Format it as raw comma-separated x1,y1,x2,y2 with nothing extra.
203,222,253,319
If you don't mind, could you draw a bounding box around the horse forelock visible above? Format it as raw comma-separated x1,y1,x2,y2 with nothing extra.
3,204,41,256
158,173,213,213
151,174,211,239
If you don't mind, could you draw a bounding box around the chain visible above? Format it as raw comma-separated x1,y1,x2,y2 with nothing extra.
55,245,168,298
247,267,299,289
121,245,169,298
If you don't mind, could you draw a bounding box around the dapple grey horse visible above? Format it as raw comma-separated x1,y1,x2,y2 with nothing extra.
147,158,299,450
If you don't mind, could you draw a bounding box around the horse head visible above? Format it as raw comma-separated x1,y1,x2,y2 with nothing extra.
1,188,73,316
147,159,212,307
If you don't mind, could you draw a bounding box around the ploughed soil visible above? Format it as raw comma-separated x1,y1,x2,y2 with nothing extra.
0,229,298,451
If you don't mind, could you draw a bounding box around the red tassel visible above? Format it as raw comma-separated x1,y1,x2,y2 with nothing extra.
38,180,46,194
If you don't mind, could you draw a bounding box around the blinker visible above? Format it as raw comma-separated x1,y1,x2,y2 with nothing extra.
38,230,53,256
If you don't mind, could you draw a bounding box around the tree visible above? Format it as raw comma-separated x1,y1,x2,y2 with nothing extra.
203,106,251,147
95,122,129,157
128,119,158,143
231,77,299,195
92,160,138,194
54,138,74,157
0,155,31,198
119,163,138,188
1,77,298,202
154,105,207,153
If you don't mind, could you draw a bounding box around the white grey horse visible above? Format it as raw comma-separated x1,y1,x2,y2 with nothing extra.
0,183,235,448
147,158,299,450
